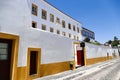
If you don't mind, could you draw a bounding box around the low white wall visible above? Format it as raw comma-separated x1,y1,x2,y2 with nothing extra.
18,28,74,66
112,48,120,57
85,43,118,59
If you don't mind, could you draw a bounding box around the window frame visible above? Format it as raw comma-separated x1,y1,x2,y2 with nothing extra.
57,30,60,34
56,17,60,24
32,21,37,28
42,9,47,20
73,25,76,31
50,27,54,33
41,24,46,30
62,32,66,36
62,20,66,28
32,4,38,16
50,14,54,22
68,23,71,30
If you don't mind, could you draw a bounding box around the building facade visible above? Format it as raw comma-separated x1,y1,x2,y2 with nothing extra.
31,0,82,41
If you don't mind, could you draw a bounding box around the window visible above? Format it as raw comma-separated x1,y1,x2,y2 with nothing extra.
74,35,76,40
50,14,54,22
77,27,79,33
50,27,54,33
42,9,47,20
73,25,76,31
32,4,38,16
56,17,60,24
57,30,60,34
77,36,79,40
42,24,46,30
68,23,71,30
62,32,66,36
69,33,71,38
62,20,66,28
32,21,37,28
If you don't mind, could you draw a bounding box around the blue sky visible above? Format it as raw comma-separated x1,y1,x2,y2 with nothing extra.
46,0,120,43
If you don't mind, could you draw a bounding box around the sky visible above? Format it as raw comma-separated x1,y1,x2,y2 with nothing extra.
46,0,120,43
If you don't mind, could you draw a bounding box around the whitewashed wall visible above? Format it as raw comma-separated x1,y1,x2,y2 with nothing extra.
0,0,74,67
85,42,119,59
30,0,82,41
112,48,120,57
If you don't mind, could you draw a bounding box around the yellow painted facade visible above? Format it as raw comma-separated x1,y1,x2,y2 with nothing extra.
16,61,71,80
86,56,113,65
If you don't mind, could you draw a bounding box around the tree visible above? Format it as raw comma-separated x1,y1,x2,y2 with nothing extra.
112,36,119,47
114,36,118,41
108,40,112,44
84,37,90,42
112,40,119,47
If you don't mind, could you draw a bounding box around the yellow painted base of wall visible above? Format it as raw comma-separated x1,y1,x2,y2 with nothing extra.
40,61,71,77
17,67,27,80
86,56,113,65
16,61,71,80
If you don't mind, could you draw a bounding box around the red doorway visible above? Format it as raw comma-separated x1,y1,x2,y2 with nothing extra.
77,50,84,66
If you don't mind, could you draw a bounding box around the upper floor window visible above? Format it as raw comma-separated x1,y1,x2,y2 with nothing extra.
62,20,66,28
74,35,76,40
32,21,37,28
32,4,38,16
42,9,47,20
56,17,60,24
50,27,54,33
57,30,60,34
50,14,54,22
77,36,79,40
62,32,66,36
77,27,79,33
42,24,46,30
68,23,71,30
69,33,71,38
73,25,76,31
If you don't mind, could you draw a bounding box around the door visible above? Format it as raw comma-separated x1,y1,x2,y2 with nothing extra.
0,39,12,80
77,50,84,66
29,51,38,75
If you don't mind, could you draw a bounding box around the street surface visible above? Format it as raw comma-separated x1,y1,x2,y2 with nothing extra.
74,59,120,80
34,58,120,80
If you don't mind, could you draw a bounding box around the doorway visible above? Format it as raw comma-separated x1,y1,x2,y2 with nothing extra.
0,39,12,80
27,48,41,79
77,50,84,66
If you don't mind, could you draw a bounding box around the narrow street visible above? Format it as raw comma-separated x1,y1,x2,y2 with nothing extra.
74,59,120,80
34,58,120,80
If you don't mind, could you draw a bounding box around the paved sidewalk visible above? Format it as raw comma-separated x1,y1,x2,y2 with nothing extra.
34,58,120,80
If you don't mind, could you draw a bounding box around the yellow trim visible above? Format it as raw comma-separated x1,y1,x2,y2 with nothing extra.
0,32,19,80
17,67,27,80
83,47,87,66
73,42,80,44
16,61,71,79
86,56,113,65
40,61,71,77
27,48,41,80
73,42,86,68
